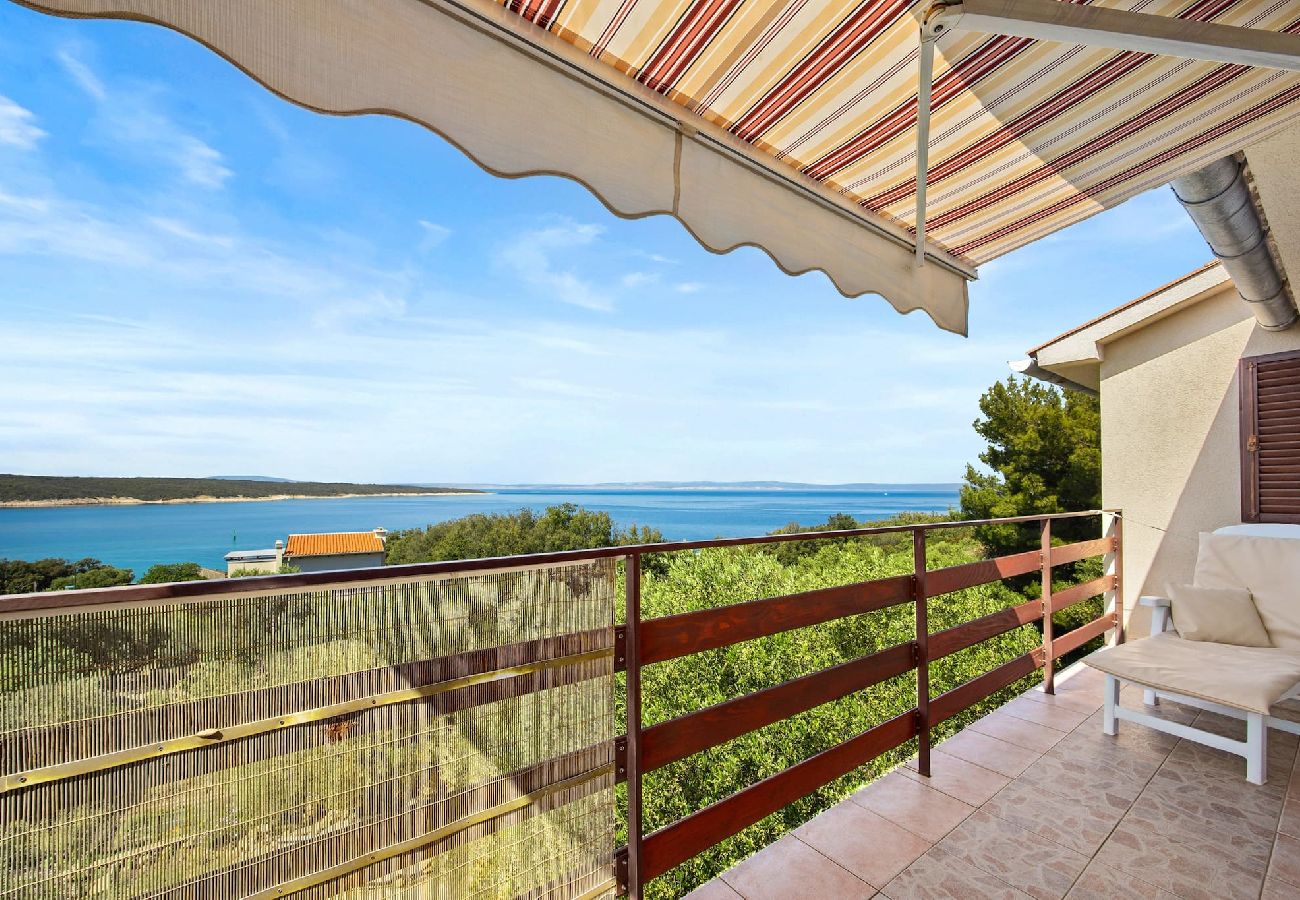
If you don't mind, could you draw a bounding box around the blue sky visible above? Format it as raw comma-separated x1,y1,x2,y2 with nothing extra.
0,4,1213,485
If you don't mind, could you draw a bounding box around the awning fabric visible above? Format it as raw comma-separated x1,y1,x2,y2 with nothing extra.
20,0,1300,335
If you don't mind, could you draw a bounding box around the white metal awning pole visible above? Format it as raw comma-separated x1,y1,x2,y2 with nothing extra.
914,31,937,267
930,0,1300,71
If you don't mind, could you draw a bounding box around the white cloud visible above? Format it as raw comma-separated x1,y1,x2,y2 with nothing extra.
0,179,417,324
513,377,622,401
418,219,452,251
310,290,408,328
0,96,45,149
148,216,235,248
495,220,613,311
57,47,106,100
675,281,704,294
635,250,676,265
172,137,231,189
620,271,659,289
57,46,232,189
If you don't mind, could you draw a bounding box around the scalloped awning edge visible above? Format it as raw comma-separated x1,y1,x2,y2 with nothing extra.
20,0,975,335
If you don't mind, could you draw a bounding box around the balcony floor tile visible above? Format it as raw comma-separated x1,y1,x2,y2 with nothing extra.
794,802,931,889
998,694,1091,731
900,748,1011,805
883,843,1034,899
934,808,1089,899
979,777,1130,856
850,771,975,842
1267,832,1300,889
1064,859,1179,899
967,711,1068,754
937,729,1042,777
1021,685,1104,715
706,661,1299,900
719,833,874,899
684,879,745,900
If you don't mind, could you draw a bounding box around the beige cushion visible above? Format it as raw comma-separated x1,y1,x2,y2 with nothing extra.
1195,533,1300,649
1169,583,1272,647
1085,632,1300,714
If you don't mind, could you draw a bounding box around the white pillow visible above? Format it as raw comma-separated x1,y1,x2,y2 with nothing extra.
1169,583,1272,647
1195,532,1300,649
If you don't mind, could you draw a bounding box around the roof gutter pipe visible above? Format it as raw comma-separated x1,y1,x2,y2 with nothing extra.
1009,357,1098,397
1171,157,1297,331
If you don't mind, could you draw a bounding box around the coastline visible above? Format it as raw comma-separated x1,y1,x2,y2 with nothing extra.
0,492,484,509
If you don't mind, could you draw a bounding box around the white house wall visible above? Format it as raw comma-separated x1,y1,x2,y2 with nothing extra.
290,553,387,574
1101,283,1300,636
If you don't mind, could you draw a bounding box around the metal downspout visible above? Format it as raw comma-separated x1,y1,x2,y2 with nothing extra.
1171,157,1298,331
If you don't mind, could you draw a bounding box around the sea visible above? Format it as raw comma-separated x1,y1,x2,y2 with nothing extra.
0,486,960,576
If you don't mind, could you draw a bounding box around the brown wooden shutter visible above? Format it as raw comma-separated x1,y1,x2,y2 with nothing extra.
1241,349,1300,523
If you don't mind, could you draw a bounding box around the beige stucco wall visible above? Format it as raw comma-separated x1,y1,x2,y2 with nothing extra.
1101,284,1300,636
225,557,280,577
290,552,386,573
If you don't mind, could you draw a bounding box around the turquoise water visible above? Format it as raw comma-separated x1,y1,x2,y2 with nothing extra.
0,487,960,576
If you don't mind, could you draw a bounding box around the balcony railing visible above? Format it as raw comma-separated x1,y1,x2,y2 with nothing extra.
0,511,1122,899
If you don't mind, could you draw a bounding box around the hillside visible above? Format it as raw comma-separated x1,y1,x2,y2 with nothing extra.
0,475,481,505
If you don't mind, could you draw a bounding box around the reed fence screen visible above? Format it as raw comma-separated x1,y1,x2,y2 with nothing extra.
0,560,618,899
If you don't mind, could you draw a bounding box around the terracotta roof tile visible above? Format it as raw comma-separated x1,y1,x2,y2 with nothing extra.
285,532,384,557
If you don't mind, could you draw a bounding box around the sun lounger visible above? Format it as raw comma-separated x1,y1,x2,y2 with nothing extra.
1084,524,1300,784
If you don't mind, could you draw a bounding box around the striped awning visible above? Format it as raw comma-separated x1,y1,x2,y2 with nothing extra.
21,0,1300,334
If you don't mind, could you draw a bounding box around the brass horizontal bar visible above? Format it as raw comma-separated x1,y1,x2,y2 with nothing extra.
2,647,613,793
249,763,615,900
575,877,620,900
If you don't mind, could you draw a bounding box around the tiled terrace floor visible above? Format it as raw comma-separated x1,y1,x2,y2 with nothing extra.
686,662,1300,900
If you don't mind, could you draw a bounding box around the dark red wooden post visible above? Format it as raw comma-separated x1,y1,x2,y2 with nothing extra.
914,527,930,778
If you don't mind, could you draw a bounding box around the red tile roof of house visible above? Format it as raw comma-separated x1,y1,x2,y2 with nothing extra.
285,532,384,558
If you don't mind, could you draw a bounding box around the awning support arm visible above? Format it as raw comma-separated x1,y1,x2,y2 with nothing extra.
915,11,950,267
930,0,1300,71
914,36,935,267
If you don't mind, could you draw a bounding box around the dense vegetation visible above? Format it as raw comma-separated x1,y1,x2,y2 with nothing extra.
0,557,136,593
384,503,665,564
0,474,480,503
138,562,208,584
0,558,304,590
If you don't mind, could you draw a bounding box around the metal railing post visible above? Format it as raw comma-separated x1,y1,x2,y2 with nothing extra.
1040,518,1054,694
625,553,644,899
1107,512,1125,645
913,527,930,777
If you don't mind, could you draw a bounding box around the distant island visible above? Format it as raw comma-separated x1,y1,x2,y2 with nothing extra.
0,475,482,507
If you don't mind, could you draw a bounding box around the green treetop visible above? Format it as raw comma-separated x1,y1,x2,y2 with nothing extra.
960,375,1100,555
139,562,208,584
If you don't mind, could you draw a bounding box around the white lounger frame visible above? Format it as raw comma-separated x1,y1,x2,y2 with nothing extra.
1100,595,1300,785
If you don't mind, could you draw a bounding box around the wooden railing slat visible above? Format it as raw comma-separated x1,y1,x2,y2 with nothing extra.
1049,538,1115,567
639,576,913,665
1052,613,1117,659
926,550,1040,596
930,648,1046,724
1049,576,1114,614
640,713,917,881
640,643,915,772
928,600,1042,661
